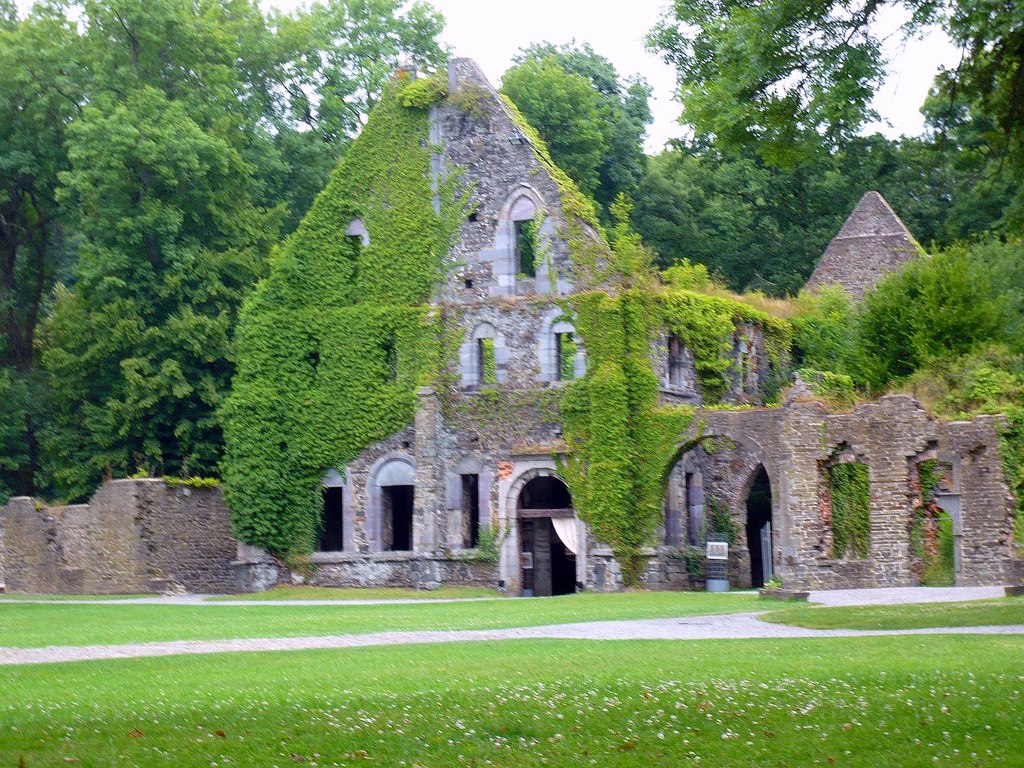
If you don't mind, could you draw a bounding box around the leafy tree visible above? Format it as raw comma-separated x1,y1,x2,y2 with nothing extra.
39,0,288,499
856,245,1008,389
648,0,1024,181
502,42,652,215
0,2,81,496
0,0,450,502
273,0,448,143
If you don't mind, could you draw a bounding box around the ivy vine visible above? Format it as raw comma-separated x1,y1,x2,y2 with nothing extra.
829,462,870,559
222,78,467,560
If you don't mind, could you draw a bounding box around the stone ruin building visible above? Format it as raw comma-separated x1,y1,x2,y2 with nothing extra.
1,60,1020,596
805,190,922,300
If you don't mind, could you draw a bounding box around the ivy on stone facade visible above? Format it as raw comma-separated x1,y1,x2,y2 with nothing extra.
829,462,871,559
222,79,467,560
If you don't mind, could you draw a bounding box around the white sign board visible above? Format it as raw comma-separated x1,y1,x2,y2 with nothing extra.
706,541,729,560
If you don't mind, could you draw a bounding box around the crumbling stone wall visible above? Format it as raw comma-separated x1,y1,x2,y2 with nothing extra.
0,479,236,594
694,393,1019,589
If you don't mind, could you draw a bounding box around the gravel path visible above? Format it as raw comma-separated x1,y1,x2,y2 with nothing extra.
808,586,1005,606
2,612,1022,666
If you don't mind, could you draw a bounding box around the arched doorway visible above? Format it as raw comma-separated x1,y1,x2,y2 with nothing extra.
517,475,577,597
745,466,773,587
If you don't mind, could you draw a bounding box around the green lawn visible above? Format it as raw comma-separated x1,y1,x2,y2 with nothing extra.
0,591,761,648
1,635,1021,767
764,597,1024,630
206,584,503,601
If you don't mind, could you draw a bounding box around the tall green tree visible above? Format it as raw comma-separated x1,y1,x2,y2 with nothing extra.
502,42,652,216
648,0,1024,174
0,1,81,497
41,0,287,499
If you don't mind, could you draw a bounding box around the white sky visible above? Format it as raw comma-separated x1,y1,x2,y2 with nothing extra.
18,0,962,153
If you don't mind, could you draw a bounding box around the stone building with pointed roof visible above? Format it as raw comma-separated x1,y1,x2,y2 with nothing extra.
3,63,1020,597
805,191,923,300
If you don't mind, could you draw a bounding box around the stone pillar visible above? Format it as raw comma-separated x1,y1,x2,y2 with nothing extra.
414,387,442,553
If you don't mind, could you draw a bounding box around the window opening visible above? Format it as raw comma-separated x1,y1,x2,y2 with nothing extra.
555,332,576,381
319,487,345,552
383,485,414,551
515,217,538,277
685,472,704,545
477,337,497,386
382,334,398,381
668,334,686,388
462,474,480,548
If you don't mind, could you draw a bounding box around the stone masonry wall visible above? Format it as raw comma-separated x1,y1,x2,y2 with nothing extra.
697,393,1019,590
0,479,236,594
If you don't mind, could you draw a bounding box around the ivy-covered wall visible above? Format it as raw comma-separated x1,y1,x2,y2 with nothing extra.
222,59,794,581
222,76,465,559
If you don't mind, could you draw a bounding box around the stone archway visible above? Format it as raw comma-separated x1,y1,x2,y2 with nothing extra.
507,468,578,597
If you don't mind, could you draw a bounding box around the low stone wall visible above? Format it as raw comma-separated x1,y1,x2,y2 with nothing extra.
231,544,500,592
0,479,236,594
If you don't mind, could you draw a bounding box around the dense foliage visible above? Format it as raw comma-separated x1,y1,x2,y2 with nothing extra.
828,463,871,560
222,78,465,558
0,0,447,502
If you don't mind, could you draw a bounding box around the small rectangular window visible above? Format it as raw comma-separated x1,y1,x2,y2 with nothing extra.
555,332,576,381
668,335,686,388
477,337,497,385
319,487,345,552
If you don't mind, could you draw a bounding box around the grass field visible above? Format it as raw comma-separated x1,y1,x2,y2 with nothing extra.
1,635,1021,767
206,584,502,601
0,591,761,648
764,597,1024,630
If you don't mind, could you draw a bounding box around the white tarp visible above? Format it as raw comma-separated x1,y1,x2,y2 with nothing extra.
551,517,580,555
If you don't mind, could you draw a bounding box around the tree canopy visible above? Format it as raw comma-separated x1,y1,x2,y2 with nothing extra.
501,42,652,219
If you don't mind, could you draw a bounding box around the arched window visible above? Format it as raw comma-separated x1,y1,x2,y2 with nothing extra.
368,457,415,552
346,218,369,247
539,309,584,382
461,323,506,388
319,469,350,552
509,196,538,278
491,187,553,296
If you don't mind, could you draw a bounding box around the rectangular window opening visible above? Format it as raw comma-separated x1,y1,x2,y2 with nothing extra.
319,487,345,552
477,337,497,386
383,485,414,551
462,473,480,548
668,335,686,388
515,218,537,278
555,332,576,381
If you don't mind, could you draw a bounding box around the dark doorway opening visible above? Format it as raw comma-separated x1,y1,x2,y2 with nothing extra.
745,466,773,588
517,476,576,597
462,473,480,548
319,487,345,551
383,485,413,551
518,517,576,597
